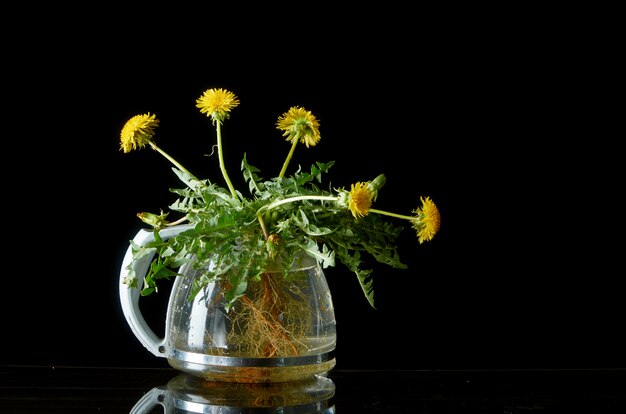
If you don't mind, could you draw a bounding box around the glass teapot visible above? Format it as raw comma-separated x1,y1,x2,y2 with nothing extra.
119,224,337,383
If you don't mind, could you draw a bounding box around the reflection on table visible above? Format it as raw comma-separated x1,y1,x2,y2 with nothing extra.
130,373,335,413
2,366,626,412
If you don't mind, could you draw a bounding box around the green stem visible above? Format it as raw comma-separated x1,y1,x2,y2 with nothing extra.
166,215,190,226
216,121,239,200
278,139,299,178
257,214,269,239
149,142,199,180
259,195,338,216
255,195,338,239
368,208,414,222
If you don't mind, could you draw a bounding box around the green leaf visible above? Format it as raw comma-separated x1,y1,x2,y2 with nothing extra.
171,167,207,192
241,153,263,195
294,210,335,236
299,238,335,269
355,268,375,309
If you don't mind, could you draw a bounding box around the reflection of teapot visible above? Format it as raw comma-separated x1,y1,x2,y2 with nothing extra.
130,373,336,413
119,225,337,382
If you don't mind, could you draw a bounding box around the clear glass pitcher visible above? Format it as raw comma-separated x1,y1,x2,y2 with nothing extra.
119,225,337,382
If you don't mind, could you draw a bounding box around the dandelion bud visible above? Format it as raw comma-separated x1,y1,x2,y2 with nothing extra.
137,211,169,229
366,174,386,201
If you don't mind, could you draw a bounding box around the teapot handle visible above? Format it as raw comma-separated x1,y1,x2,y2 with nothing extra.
129,386,168,413
119,224,194,357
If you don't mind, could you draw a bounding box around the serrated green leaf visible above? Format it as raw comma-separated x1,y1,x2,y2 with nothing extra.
355,268,375,309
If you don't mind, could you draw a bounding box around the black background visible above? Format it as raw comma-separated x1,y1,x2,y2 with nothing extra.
3,11,622,372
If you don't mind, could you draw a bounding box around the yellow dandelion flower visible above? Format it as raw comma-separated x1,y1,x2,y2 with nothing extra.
348,182,373,218
276,106,321,148
411,196,441,244
120,113,159,153
196,88,240,123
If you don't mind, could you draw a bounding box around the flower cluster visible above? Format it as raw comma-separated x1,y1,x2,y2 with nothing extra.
120,88,440,309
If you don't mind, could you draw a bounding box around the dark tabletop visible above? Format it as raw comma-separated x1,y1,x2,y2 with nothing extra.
2,365,626,413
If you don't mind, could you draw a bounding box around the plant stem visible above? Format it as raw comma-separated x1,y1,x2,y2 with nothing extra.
257,214,269,239
149,142,199,181
260,195,338,215
256,195,338,240
369,208,414,221
216,120,239,200
278,139,299,178
165,216,189,226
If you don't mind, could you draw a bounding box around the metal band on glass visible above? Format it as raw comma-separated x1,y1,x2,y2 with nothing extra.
172,349,335,367
174,399,335,413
